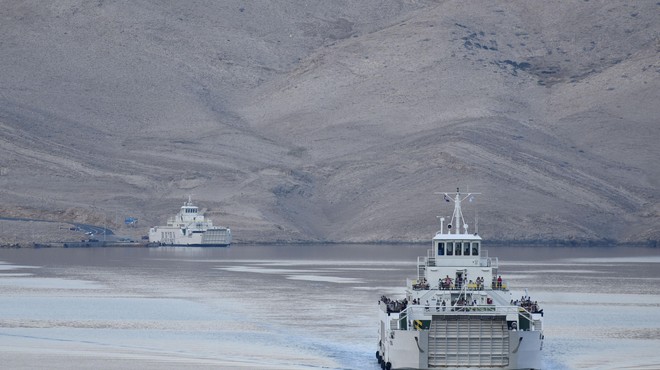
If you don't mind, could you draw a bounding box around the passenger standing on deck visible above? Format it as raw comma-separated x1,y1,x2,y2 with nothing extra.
497,275,502,289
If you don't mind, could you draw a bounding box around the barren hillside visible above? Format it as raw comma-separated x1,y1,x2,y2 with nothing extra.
0,1,658,244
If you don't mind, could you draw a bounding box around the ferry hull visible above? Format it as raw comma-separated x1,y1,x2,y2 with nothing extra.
379,313,542,370
148,226,231,247
157,243,231,247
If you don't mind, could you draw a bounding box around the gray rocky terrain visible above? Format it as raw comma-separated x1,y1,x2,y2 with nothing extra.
0,1,658,245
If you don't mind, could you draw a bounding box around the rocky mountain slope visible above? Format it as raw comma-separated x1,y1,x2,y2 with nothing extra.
0,1,658,244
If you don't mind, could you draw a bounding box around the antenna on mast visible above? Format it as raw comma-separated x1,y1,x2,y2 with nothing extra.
435,188,481,235
475,209,479,235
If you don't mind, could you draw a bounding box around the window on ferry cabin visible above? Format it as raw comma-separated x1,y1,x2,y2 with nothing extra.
455,243,462,256
471,242,479,256
437,242,444,256
446,242,453,255
463,242,470,256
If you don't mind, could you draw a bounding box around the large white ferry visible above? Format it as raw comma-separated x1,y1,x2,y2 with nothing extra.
377,190,543,369
148,197,231,247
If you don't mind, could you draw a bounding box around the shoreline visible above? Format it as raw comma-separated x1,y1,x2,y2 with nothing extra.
0,239,657,249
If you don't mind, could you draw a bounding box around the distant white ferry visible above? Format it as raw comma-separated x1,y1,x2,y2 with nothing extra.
148,197,231,247
377,189,543,369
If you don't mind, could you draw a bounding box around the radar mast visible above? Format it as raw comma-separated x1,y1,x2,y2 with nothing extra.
436,188,480,235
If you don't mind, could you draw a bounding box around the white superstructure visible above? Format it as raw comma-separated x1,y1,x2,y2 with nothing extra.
148,197,231,246
377,189,543,370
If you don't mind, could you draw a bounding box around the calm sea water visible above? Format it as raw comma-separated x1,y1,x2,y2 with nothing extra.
0,244,658,369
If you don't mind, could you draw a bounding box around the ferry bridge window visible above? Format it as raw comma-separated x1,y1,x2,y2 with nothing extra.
463,242,470,256
438,242,444,256
446,242,453,255
472,242,479,256
455,243,462,256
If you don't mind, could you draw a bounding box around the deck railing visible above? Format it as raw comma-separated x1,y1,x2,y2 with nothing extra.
395,304,538,331
408,278,509,291
418,250,498,269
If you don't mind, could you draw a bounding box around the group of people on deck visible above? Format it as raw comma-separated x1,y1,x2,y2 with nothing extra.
412,275,508,291
380,295,408,314
412,277,430,290
439,275,488,290
511,295,544,316
382,293,545,316
415,297,487,312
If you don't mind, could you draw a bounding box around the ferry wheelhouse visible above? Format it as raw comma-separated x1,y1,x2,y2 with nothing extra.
377,190,543,369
